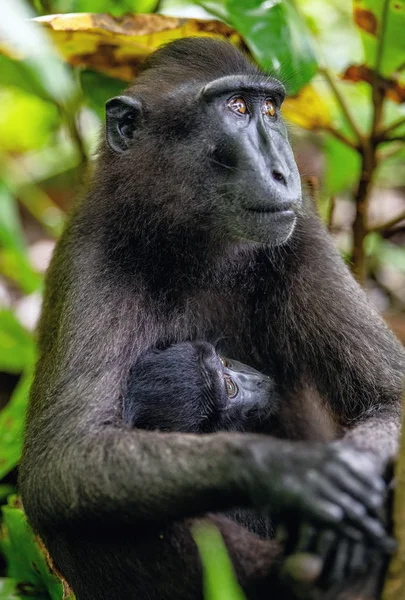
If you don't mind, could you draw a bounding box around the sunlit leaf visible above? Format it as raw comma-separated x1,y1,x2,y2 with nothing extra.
0,249,42,295
160,0,214,18
0,157,65,239
52,0,159,12
0,485,15,504
0,579,20,600
31,13,238,82
283,85,331,129
0,88,59,153
342,63,405,103
0,0,76,104
0,185,25,251
377,143,405,186
0,55,53,103
192,522,246,600
0,184,42,294
0,497,66,600
299,0,363,74
0,371,33,480
376,239,405,272
0,310,35,375
324,135,361,196
353,0,405,80
80,70,125,119
222,0,317,94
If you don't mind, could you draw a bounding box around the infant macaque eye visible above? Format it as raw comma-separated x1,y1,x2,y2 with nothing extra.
224,375,238,398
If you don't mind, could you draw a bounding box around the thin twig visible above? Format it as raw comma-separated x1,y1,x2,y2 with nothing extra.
326,196,336,231
320,126,360,151
382,225,405,239
319,67,363,144
371,0,389,136
58,102,88,168
384,135,405,144
65,113,88,167
377,142,405,161
350,0,390,284
369,211,405,234
378,116,405,139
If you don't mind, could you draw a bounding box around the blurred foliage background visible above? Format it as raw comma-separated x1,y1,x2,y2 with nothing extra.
0,0,404,597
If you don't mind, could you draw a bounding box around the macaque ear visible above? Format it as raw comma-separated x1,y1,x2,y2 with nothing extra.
105,95,144,153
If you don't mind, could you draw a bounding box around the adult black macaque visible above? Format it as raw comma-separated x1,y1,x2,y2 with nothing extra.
124,341,278,433
20,38,404,600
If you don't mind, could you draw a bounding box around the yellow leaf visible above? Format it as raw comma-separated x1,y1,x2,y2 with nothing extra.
32,13,240,82
282,85,331,130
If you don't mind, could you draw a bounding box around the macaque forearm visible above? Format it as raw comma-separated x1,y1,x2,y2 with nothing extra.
342,408,402,470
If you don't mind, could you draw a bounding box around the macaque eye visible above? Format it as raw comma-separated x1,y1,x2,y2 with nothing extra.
219,356,228,367
263,98,276,118
224,375,238,398
228,97,248,115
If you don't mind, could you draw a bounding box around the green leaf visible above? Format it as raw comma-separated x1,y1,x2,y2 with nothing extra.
80,70,125,120
0,56,51,104
192,523,246,600
51,0,159,13
0,485,15,505
376,239,405,272
0,184,42,294
323,135,361,196
0,88,58,153
0,0,76,105
0,185,25,251
0,371,34,480
0,310,35,374
376,143,405,187
0,497,64,600
0,579,20,600
218,0,317,94
353,0,405,78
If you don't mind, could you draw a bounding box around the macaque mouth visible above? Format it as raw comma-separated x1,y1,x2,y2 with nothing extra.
244,202,296,215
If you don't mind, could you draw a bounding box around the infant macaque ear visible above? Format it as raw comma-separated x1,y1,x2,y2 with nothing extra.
105,95,144,153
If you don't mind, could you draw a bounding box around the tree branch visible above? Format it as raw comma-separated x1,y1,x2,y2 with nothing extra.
350,0,389,284
378,116,405,140
319,67,363,144
384,136,405,144
371,0,389,137
369,211,405,234
320,126,360,151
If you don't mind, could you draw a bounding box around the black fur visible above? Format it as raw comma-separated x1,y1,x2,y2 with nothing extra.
123,341,278,434
19,38,404,600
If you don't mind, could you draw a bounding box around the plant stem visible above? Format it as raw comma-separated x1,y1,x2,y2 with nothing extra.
378,116,405,139
350,145,377,283
349,0,389,284
385,136,405,144
319,67,363,143
322,126,360,151
326,196,336,231
370,211,405,234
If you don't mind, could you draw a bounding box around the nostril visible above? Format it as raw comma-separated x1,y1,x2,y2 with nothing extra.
272,170,287,186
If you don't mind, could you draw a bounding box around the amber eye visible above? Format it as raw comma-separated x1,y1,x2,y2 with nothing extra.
224,375,238,398
228,97,247,115
263,98,276,118
219,356,228,367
